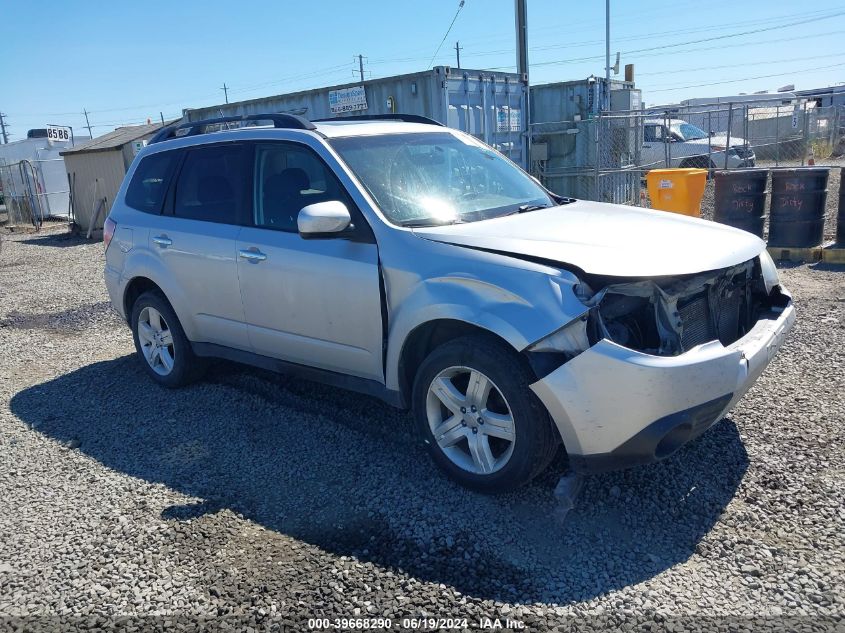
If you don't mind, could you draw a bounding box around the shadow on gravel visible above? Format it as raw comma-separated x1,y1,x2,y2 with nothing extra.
18,232,90,248
0,301,117,333
11,355,748,605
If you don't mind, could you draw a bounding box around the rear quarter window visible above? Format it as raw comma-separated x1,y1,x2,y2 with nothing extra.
125,151,175,213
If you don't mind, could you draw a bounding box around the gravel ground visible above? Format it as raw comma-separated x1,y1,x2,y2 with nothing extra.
0,228,843,632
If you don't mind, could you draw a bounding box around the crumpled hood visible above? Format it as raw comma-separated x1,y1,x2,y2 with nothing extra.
413,200,765,277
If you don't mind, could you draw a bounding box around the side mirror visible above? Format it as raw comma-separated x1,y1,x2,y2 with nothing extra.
298,200,352,237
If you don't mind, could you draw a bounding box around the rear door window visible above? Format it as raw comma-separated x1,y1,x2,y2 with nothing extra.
173,144,249,224
125,151,175,213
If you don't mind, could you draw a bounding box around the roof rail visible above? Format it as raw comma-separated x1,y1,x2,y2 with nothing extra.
148,113,317,144
313,113,445,127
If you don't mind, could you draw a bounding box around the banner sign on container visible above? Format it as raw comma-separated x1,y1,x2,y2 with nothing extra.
497,108,521,132
329,86,368,114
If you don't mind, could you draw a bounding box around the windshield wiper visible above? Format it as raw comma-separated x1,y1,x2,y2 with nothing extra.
398,219,463,228
517,204,553,213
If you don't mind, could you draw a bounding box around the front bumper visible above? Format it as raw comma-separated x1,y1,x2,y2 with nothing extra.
530,291,795,473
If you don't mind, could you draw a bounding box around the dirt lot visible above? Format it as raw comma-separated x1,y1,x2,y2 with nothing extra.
0,228,843,632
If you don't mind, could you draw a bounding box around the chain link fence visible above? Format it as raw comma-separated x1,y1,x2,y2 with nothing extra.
0,159,44,229
530,101,844,205
0,157,73,230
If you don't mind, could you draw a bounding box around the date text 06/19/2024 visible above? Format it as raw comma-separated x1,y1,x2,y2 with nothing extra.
307,616,526,630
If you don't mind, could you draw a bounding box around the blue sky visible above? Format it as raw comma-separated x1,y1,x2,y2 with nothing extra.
2,0,843,140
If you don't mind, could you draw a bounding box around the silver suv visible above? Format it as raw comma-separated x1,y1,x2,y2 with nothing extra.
104,113,794,492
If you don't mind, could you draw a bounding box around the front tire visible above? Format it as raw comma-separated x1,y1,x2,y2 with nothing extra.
412,335,559,493
130,291,205,387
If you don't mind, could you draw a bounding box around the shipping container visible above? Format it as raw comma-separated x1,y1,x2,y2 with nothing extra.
528,77,641,205
183,66,529,167
0,132,90,219
530,77,636,124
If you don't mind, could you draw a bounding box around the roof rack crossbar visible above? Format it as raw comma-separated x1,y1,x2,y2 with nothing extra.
148,113,316,144
313,113,445,126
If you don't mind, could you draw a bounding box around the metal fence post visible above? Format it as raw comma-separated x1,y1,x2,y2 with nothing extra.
775,105,780,167
663,112,670,168
594,113,601,201
802,100,809,166
707,110,712,167
724,104,733,169
744,104,749,156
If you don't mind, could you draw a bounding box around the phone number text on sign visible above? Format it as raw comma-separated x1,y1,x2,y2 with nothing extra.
329,86,368,114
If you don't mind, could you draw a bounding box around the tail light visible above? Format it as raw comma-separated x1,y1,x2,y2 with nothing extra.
103,217,117,251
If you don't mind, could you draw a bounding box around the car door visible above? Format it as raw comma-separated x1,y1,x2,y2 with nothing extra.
236,141,384,382
151,141,251,350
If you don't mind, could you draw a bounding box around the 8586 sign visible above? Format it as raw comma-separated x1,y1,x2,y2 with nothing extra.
47,125,72,142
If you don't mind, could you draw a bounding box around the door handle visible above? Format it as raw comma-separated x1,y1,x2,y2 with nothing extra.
152,235,172,247
238,249,267,262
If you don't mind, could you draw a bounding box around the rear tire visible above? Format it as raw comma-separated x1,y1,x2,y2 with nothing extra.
130,291,205,388
412,334,559,493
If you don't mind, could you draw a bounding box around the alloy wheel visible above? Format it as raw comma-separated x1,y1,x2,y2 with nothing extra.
425,366,516,475
136,306,175,376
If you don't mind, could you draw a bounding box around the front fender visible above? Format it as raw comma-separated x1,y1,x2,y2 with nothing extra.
381,240,586,391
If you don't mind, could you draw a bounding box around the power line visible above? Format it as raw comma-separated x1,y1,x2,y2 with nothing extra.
635,52,845,77
368,7,843,69
372,4,835,64
642,61,845,93
485,27,845,71
522,10,845,69
428,0,466,68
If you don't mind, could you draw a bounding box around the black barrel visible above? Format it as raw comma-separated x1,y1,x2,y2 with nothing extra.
768,167,829,247
838,167,845,245
713,169,769,238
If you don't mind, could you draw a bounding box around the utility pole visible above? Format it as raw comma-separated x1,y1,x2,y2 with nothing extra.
221,83,229,104
454,41,463,68
0,112,8,144
358,54,365,83
605,0,611,111
83,109,93,138
514,0,530,164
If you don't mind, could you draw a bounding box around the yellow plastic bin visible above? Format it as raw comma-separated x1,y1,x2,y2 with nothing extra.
646,168,708,217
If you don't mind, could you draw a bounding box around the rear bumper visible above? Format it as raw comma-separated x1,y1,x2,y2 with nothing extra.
530,291,795,473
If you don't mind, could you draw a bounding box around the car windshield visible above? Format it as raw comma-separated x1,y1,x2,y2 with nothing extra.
329,131,555,226
673,122,708,141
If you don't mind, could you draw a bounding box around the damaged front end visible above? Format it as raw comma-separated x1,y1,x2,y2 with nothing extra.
527,251,796,472
532,253,789,360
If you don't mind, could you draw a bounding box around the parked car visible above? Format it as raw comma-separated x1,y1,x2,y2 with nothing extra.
641,118,756,169
103,113,794,492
